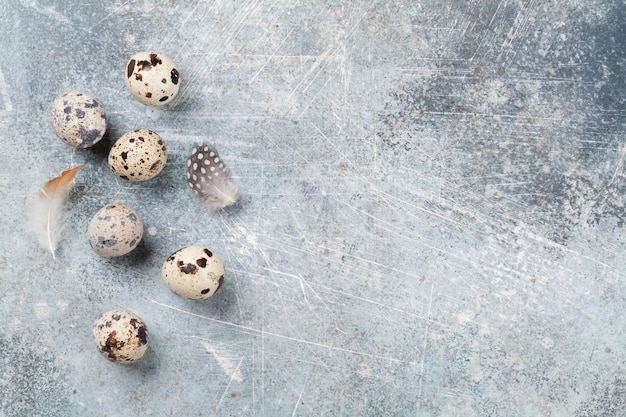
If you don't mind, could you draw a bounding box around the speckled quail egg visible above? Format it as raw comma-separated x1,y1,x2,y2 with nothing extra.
87,204,143,257
161,245,225,300
108,129,167,181
51,90,106,148
125,51,181,106
93,310,149,364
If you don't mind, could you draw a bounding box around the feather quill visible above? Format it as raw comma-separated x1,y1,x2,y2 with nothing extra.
31,165,84,259
186,145,241,210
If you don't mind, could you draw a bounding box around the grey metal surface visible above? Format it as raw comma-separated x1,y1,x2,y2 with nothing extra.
1,0,625,415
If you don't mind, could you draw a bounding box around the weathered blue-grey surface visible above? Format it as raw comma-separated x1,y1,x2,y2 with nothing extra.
0,1,624,416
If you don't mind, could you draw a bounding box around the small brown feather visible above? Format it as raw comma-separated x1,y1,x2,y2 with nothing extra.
39,165,84,201
33,164,84,258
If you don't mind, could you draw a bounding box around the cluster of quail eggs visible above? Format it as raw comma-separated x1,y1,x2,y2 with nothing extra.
51,51,227,365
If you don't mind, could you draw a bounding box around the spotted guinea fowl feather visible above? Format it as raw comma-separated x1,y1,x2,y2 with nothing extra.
186,145,241,210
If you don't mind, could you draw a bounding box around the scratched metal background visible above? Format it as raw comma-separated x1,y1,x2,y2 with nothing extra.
0,0,625,416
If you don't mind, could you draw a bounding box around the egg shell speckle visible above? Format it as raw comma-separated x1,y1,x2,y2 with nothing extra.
161,245,225,300
87,204,143,257
51,90,106,148
108,129,167,182
92,310,149,364
125,51,181,106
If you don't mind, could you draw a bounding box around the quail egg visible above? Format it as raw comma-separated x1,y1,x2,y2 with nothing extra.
108,129,167,181
93,310,149,364
161,245,225,299
51,90,106,148
87,204,143,257
125,51,181,106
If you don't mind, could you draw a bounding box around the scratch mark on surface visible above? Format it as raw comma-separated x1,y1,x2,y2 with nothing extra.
0,65,13,112
416,281,434,417
214,355,245,413
258,266,334,313
499,0,536,69
249,25,297,84
519,227,612,269
469,0,506,61
284,5,372,117
182,0,263,93
19,0,70,24
607,144,626,187
94,1,129,25
291,387,305,417
297,75,333,119
153,299,417,365
201,340,244,382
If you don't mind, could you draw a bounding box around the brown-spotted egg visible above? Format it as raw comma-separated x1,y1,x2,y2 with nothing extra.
93,310,149,364
108,129,167,181
125,51,181,106
161,245,225,300
51,90,106,148
87,204,143,257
